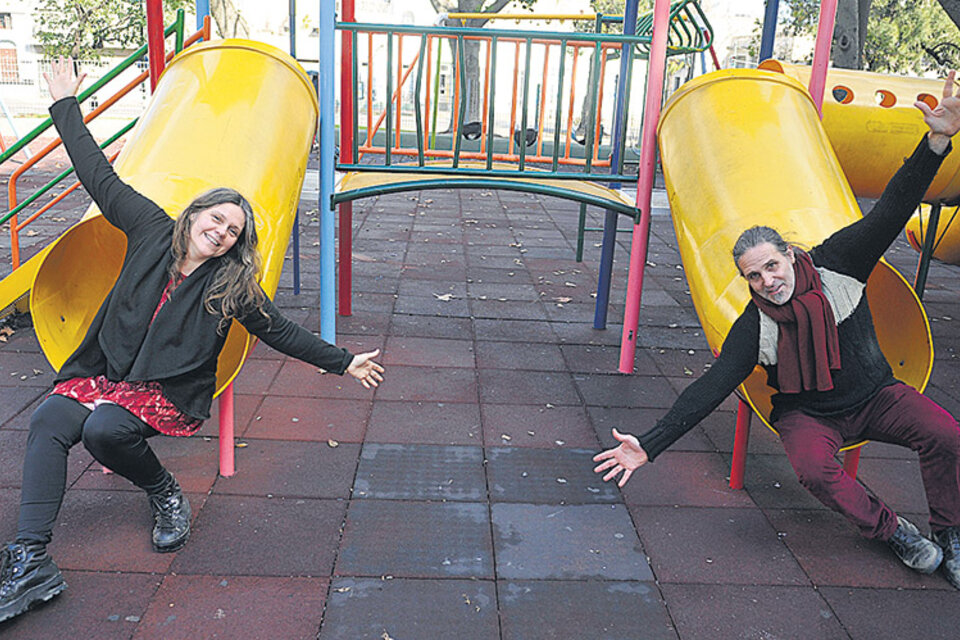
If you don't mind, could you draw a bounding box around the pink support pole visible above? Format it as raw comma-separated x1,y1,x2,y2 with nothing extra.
729,399,752,490
619,0,671,373
218,382,235,477
808,0,839,116
146,0,165,92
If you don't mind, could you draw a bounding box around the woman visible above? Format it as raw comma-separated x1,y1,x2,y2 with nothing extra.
0,57,384,623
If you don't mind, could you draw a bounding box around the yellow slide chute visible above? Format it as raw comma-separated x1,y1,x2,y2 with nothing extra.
29,39,318,394
657,69,933,430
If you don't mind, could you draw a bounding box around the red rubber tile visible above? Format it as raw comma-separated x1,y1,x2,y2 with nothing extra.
48,489,197,573
481,403,598,448
171,495,345,576
763,508,951,590
618,451,756,508
366,400,482,445
500,580,676,640
383,336,475,368
244,396,370,442
0,571,160,640
269,359,373,399
629,506,808,585
374,366,478,403
336,500,493,578
214,439,360,499
230,358,282,395
199,392,263,438
660,583,848,640
320,577,499,640
134,575,327,640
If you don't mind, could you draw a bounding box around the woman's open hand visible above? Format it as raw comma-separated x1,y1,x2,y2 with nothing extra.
346,349,384,389
917,70,960,154
43,56,86,102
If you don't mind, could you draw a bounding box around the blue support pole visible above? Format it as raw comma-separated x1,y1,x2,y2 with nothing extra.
758,0,780,62
290,0,301,296
195,0,210,32
319,0,336,342
593,0,639,329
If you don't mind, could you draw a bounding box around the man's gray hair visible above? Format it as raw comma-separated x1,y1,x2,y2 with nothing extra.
732,225,790,268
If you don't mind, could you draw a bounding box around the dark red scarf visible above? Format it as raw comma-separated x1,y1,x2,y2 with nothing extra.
751,250,841,393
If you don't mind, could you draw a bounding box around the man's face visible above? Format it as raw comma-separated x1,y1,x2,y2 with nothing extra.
738,242,796,305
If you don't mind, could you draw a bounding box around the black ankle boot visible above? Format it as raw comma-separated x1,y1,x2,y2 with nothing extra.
887,516,943,574
0,541,66,623
933,526,960,589
148,479,191,553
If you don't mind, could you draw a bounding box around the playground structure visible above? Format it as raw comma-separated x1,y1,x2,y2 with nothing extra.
0,0,955,489
658,68,935,484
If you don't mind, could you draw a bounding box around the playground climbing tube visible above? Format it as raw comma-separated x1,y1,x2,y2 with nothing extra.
29,39,318,395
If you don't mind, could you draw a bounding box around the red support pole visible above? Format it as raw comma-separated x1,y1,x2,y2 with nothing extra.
729,399,752,490
146,0,166,92
843,447,862,479
338,0,356,317
618,0,670,373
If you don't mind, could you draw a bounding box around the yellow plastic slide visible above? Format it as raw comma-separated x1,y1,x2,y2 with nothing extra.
26,39,317,394
760,60,960,265
657,69,933,430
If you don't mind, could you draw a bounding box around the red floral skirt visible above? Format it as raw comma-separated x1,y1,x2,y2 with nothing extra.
52,375,202,437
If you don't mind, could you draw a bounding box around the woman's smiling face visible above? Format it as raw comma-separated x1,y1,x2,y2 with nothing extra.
187,203,246,263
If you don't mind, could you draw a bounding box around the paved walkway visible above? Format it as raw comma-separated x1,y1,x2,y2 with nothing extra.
2,178,960,639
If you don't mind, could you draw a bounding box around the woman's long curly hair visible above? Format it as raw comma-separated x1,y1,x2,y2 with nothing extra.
168,187,267,334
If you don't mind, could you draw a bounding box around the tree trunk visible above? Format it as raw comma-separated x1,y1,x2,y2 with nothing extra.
833,0,870,69
210,0,249,39
938,0,960,31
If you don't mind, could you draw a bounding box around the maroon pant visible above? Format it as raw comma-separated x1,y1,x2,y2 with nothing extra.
776,383,960,540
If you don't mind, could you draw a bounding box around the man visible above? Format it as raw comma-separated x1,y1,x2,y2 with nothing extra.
594,71,960,588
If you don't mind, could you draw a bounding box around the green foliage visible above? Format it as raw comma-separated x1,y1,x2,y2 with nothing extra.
33,0,193,60
780,0,958,74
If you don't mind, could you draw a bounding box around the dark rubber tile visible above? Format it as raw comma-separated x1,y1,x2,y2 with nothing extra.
491,503,653,580
336,500,493,578
388,314,474,340
499,580,676,640
478,368,580,405
741,453,826,510
660,583,849,640
486,447,619,504
0,571,160,640
629,506,808,585
319,577,499,640
855,455,931,516
353,444,485,501
473,318,557,344
214,439,360,499
819,586,960,639
0,385,47,427
474,340,566,371
171,495,345,577
134,575,327,640
573,374,679,409
242,396,370,443
560,343,661,375
0,428,93,491
366,400,482,445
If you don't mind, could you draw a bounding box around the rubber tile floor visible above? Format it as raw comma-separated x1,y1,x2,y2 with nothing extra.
2,182,960,639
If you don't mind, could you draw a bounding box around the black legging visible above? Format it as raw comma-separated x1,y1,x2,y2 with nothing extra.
17,394,170,545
